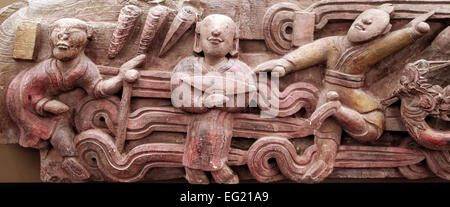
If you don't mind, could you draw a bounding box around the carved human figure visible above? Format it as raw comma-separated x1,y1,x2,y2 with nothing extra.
171,14,256,184
254,4,431,182
6,18,144,178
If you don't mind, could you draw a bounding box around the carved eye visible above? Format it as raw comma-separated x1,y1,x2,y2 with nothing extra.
362,18,372,25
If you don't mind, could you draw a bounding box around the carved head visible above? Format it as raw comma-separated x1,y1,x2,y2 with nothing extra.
347,4,394,43
49,18,93,61
193,14,239,57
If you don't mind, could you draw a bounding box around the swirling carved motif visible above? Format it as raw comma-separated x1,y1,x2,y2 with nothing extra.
247,136,428,183
262,2,301,54
74,129,184,182
126,107,190,140
396,60,450,150
74,96,120,135
74,129,249,182
397,138,450,180
247,136,318,183
257,81,319,118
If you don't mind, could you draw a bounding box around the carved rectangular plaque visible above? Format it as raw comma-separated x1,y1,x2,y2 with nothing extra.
13,21,40,60
292,11,315,47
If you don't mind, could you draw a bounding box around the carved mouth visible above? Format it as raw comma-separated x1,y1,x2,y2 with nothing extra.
56,42,71,50
207,37,223,44
354,23,365,31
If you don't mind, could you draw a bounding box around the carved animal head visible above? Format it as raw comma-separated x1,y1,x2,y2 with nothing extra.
49,18,93,61
347,3,393,43
193,14,239,57
398,59,450,119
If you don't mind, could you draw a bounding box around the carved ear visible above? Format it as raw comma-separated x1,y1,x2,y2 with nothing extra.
382,23,392,35
193,23,202,53
229,28,239,57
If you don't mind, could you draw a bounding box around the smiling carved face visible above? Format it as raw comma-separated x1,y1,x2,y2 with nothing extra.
198,14,236,57
50,18,89,62
347,9,390,43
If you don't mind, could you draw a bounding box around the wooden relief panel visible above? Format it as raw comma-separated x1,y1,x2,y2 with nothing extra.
0,0,449,183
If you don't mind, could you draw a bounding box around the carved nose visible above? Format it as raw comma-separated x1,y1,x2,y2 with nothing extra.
211,29,221,37
362,18,372,25
58,33,69,40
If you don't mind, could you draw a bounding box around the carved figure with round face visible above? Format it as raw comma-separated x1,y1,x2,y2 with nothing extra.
194,14,239,57
50,18,92,61
347,8,392,43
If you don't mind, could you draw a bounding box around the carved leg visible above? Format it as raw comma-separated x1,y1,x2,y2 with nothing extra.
211,164,239,184
333,107,383,142
185,167,210,184
50,121,76,157
302,118,341,183
51,121,90,180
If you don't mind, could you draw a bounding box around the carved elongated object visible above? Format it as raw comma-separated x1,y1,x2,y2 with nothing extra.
159,6,196,57
138,5,169,55
108,5,142,59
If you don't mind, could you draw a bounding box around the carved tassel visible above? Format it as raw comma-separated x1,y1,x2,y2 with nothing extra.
137,5,169,55
108,5,142,59
159,6,197,57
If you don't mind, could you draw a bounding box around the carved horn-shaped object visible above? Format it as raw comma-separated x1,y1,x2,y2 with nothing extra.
108,5,142,59
137,5,169,55
159,6,197,57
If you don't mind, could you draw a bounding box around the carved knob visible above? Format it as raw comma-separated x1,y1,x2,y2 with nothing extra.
326,91,340,101
124,69,140,83
416,22,430,34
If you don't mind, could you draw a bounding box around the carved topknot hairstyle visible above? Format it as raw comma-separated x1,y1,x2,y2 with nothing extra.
378,3,395,15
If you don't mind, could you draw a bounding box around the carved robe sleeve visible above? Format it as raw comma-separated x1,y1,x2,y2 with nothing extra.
77,61,108,99
342,27,425,74
170,57,208,113
283,37,334,72
22,62,54,116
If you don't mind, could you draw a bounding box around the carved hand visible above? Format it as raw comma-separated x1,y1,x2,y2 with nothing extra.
119,54,146,81
203,93,229,108
253,58,295,77
43,100,70,115
124,69,140,83
407,11,433,37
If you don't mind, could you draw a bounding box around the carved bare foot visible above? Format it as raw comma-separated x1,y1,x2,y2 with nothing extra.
61,157,90,181
185,168,210,184
211,164,239,184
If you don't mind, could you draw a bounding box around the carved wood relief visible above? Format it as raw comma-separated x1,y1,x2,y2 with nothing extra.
0,0,448,183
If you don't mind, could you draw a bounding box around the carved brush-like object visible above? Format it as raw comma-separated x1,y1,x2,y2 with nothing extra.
108,5,142,59
159,6,197,57
137,5,169,55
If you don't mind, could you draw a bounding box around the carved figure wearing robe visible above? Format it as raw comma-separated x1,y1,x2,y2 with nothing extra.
171,14,256,184
254,4,431,182
6,18,144,178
